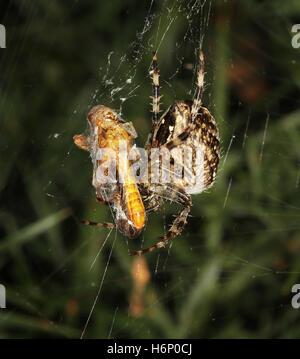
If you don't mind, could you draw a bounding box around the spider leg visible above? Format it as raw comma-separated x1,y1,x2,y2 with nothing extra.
79,196,114,228
144,195,163,213
151,51,161,126
146,51,162,149
159,104,214,151
129,185,191,256
73,134,89,151
191,51,205,119
160,118,201,151
161,128,192,151
147,51,205,151
80,219,115,229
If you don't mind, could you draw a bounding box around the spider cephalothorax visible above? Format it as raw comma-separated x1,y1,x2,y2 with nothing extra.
74,51,220,255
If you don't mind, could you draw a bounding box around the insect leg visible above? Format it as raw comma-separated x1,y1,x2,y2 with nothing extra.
73,134,89,151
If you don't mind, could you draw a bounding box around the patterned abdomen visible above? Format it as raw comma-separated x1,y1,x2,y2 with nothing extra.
152,101,220,194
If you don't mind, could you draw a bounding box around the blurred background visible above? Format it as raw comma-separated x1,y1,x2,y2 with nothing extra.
1,0,300,338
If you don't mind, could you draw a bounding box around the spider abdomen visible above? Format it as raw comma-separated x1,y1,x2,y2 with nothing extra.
152,101,220,194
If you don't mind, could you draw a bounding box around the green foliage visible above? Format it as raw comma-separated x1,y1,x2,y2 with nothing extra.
0,0,300,338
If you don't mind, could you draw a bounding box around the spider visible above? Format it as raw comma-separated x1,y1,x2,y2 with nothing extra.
73,50,220,256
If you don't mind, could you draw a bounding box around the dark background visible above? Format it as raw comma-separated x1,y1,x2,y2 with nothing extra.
1,0,300,338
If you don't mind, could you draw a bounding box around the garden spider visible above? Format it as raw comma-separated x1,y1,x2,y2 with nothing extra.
73,50,220,256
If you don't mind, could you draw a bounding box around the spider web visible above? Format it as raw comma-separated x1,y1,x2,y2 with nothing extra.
1,0,300,339
74,0,215,338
